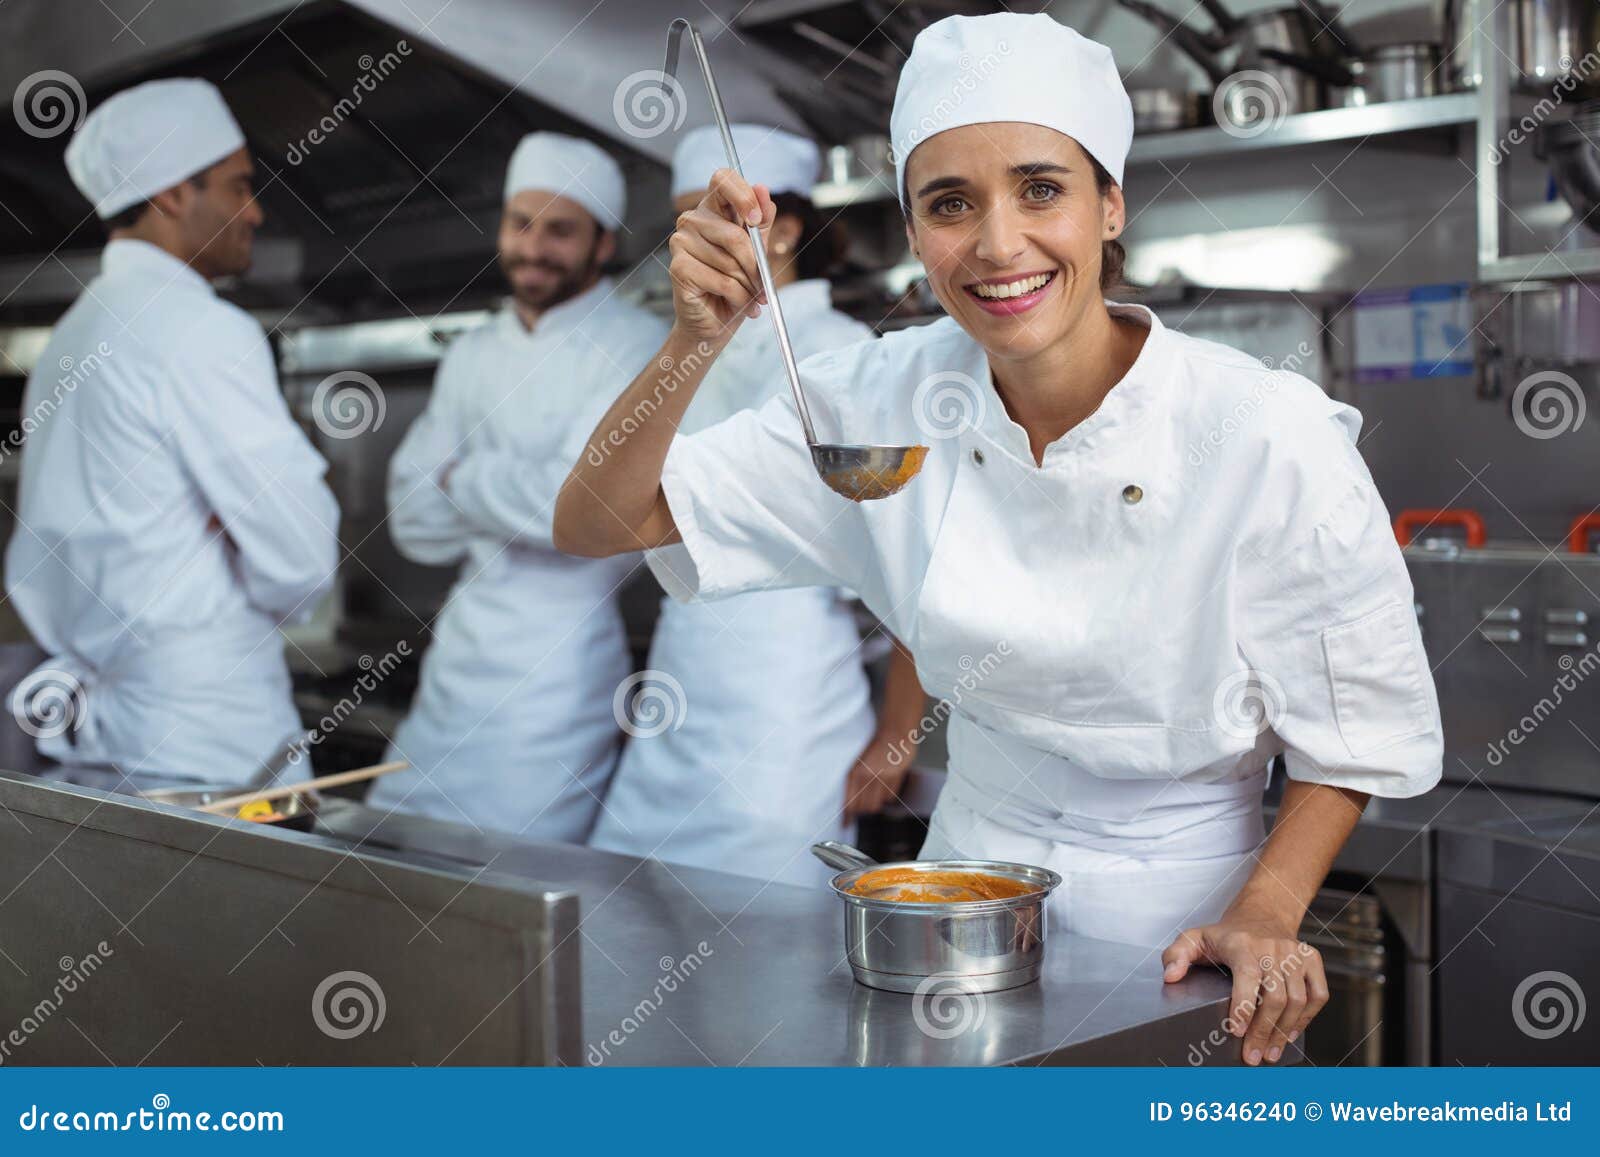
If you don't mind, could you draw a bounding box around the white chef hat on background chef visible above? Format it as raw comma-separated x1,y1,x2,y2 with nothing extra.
889,12,1134,205
65,78,247,219
670,124,820,200
504,132,626,231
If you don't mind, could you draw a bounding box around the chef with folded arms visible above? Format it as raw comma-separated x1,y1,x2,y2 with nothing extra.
5,79,338,785
589,125,926,884
557,13,1443,1064
367,133,668,839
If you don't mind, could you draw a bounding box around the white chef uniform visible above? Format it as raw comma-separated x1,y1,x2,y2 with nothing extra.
646,305,1443,946
589,279,877,884
367,279,668,838
5,239,339,783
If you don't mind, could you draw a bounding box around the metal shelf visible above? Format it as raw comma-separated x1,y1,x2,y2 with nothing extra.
811,171,899,210
1126,93,1482,165
810,93,1486,208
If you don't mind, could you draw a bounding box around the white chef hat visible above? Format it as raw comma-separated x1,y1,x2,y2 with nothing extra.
670,124,820,200
65,78,247,219
889,13,1133,205
504,132,626,231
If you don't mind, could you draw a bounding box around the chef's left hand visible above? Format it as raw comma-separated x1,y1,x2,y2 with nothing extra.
843,731,910,821
1160,919,1328,1066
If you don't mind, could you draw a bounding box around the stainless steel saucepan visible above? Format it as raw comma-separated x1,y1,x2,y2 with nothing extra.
812,841,1062,994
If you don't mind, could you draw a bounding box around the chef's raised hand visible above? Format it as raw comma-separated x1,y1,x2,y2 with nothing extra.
1161,920,1329,1066
668,167,776,344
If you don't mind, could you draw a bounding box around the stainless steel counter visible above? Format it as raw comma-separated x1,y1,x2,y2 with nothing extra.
316,802,1245,1067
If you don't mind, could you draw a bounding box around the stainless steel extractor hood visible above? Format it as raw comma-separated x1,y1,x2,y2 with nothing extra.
0,0,815,315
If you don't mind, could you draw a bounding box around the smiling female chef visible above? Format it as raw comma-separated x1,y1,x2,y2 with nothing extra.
554,12,1443,1065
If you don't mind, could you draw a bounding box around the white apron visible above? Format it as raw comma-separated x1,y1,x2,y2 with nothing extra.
590,585,873,885
374,546,635,840
921,716,1262,948
590,281,875,884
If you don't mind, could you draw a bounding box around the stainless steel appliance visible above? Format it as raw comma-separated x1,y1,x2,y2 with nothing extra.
1405,538,1600,796
1298,888,1391,1066
0,769,581,1064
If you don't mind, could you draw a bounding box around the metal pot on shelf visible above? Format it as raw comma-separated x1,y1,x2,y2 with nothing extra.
1338,41,1443,107
1117,0,1360,127
1443,0,1600,90
1117,0,1231,131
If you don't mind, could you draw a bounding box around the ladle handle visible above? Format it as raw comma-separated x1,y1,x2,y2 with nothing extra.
664,18,819,446
810,840,878,872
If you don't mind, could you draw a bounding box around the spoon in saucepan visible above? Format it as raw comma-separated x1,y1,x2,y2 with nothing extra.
810,841,984,901
664,18,927,502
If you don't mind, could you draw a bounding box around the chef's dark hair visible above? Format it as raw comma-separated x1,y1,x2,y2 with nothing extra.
101,173,208,233
769,191,847,280
1088,154,1127,296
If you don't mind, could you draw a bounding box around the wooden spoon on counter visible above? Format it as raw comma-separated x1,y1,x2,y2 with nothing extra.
194,759,409,816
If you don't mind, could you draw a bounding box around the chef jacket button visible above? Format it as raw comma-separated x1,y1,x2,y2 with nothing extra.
1122,483,1143,504
972,448,985,467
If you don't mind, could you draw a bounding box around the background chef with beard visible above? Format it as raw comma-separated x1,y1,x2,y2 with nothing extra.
367,132,668,839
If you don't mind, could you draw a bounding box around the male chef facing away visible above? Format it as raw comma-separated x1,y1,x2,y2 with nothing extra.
5,78,338,785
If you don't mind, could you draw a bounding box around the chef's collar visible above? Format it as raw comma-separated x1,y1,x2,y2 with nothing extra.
497,275,616,339
101,238,216,296
971,301,1171,465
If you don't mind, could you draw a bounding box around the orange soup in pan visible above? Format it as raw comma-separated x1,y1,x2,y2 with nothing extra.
845,867,1041,903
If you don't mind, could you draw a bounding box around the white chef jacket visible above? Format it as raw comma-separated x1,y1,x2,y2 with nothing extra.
4,239,339,784
648,302,1443,946
366,279,669,840
589,281,876,884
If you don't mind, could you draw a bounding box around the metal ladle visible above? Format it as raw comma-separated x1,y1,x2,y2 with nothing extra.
663,18,927,502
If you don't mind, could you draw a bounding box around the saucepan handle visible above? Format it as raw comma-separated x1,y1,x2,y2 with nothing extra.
810,841,879,873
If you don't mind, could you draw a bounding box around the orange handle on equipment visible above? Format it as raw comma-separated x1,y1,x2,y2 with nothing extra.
1567,513,1600,554
1394,508,1486,548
